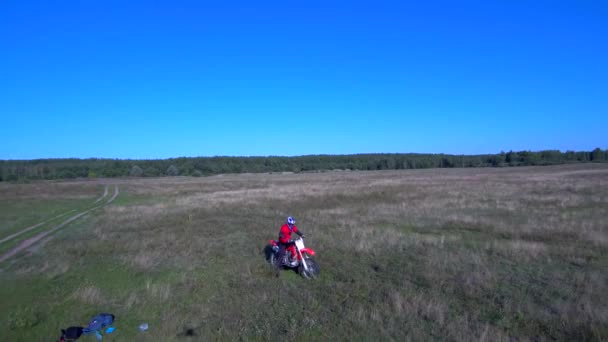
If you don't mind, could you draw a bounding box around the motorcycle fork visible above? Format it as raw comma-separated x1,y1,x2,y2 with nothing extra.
297,246,309,273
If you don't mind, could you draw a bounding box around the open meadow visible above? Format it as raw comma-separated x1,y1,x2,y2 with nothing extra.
1,164,607,341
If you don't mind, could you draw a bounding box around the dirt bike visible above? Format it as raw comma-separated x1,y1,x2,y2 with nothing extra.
267,237,320,279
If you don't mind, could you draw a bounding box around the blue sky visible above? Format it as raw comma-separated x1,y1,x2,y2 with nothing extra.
1,1,606,159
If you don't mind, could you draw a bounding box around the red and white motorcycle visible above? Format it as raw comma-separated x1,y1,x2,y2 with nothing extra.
267,237,320,279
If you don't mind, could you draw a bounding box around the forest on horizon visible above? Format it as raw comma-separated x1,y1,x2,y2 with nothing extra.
1,149,606,181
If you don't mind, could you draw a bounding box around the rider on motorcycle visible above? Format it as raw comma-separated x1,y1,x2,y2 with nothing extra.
277,216,305,266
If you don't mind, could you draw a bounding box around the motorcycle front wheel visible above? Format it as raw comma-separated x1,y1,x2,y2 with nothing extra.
299,257,320,279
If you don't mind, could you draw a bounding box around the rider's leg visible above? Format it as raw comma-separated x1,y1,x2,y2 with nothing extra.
287,244,297,261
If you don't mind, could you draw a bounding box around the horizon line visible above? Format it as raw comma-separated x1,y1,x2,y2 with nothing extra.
2,148,606,162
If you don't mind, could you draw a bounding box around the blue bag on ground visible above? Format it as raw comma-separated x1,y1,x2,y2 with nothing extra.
82,313,115,335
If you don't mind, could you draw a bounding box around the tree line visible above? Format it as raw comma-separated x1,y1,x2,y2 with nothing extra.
1,148,606,181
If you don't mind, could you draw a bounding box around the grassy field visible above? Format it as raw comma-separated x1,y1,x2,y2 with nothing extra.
1,165,607,341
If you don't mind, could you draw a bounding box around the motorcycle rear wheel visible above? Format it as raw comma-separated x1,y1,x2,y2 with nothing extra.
269,253,280,267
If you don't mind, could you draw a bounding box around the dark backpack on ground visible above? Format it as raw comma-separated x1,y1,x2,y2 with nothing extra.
82,313,115,334
59,326,83,341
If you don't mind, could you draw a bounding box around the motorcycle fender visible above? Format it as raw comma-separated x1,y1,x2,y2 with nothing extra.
300,248,316,256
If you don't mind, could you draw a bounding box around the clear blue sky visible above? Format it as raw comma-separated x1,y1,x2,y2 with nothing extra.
1,1,606,159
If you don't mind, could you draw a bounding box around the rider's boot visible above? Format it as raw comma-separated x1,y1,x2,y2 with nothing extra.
289,254,298,267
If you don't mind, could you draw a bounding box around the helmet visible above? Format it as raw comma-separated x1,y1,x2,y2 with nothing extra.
287,216,296,226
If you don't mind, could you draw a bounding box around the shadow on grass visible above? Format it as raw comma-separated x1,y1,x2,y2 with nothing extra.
177,325,202,338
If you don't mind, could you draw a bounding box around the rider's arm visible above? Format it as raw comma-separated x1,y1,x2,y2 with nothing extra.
294,226,304,237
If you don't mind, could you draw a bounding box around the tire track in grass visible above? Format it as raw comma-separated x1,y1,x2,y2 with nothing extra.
0,211,91,263
106,185,119,204
0,185,120,264
94,185,109,204
0,183,107,244
0,209,76,244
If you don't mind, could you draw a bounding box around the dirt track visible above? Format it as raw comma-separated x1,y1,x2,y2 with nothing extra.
0,185,119,264
94,185,109,203
0,210,76,245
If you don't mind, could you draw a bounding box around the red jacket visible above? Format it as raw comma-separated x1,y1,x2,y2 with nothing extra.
278,223,301,244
